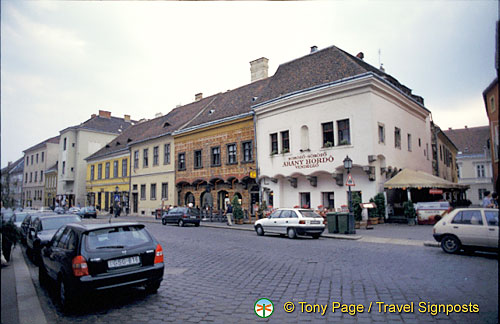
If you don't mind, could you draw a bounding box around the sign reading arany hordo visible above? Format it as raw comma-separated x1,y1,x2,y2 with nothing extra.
282,152,335,169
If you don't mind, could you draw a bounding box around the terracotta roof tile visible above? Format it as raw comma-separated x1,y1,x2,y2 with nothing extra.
23,135,60,153
443,126,490,155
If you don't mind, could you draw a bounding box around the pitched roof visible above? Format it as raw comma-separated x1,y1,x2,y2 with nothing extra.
61,115,133,135
45,162,58,173
1,157,24,174
23,135,60,153
443,126,490,155
254,45,424,107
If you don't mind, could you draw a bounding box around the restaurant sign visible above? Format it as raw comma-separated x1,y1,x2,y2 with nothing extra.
282,152,335,169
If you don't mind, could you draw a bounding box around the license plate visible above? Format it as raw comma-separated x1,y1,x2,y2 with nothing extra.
310,221,321,224
108,256,140,268
190,216,196,219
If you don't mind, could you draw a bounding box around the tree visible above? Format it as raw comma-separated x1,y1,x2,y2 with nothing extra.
232,196,243,220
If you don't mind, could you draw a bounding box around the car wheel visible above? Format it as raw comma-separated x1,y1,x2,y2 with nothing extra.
255,225,264,236
162,218,167,225
194,222,200,227
93,215,96,219
287,227,297,239
178,219,184,227
145,281,161,294
441,235,461,254
311,234,320,239
38,264,49,288
58,277,74,312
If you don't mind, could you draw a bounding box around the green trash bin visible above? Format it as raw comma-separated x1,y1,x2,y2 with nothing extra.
337,212,350,234
326,212,339,233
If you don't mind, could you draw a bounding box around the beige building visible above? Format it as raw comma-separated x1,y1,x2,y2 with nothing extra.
22,136,60,208
431,123,458,183
44,163,58,208
57,110,134,207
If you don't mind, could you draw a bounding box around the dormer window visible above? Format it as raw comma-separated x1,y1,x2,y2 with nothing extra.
163,122,171,128
127,138,132,143
116,142,121,146
208,109,215,115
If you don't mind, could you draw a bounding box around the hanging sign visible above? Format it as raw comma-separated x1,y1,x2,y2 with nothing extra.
346,173,355,186
429,189,443,195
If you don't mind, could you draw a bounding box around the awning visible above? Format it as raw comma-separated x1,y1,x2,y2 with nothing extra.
383,169,468,190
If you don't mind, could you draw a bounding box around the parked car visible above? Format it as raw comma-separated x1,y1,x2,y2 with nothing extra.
54,207,66,214
26,214,82,264
67,207,81,214
20,214,41,244
11,212,29,229
254,208,325,239
433,208,499,254
39,207,53,212
38,222,164,311
162,207,201,227
415,201,452,225
77,206,97,219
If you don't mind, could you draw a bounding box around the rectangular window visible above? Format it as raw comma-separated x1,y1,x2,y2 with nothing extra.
31,155,33,165
407,134,412,151
134,151,139,169
164,144,171,165
439,145,443,161
26,157,28,166
161,183,168,199
153,146,159,166
63,138,67,151
378,124,385,144
322,122,334,147
41,152,44,162
62,161,66,175
143,148,149,167
91,165,95,180
150,183,156,200
113,160,118,178
419,138,422,147
34,172,37,182
281,131,290,153
476,164,485,178
394,127,401,149
491,96,496,113
178,153,186,170
194,150,203,169
105,162,110,179
36,153,39,163
25,173,27,183
426,143,429,160
242,141,253,162
40,171,43,182
98,164,102,179
140,184,146,200
227,144,237,164
122,159,127,177
211,147,221,166
270,133,278,154
133,184,137,191
337,119,350,145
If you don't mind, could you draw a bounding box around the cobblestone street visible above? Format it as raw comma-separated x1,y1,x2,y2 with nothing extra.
26,221,498,323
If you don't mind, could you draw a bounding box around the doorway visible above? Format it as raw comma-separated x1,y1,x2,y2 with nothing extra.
132,193,138,213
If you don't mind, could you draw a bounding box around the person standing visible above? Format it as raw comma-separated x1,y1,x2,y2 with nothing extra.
482,191,494,208
225,203,233,226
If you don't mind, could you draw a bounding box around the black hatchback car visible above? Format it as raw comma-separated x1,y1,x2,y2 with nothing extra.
38,222,164,311
162,207,201,227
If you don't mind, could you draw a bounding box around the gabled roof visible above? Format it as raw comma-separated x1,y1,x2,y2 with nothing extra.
1,157,24,174
23,135,60,153
254,45,424,107
443,126,490,155
60,115,133,135
45,162,58,173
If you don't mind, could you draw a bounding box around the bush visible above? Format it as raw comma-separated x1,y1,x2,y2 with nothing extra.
374,193,386,218
403,201,416,219
352,192,362,221
232,196,243,220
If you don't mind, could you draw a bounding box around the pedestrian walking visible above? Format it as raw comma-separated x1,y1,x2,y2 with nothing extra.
225,203,233,226
482,191,494,208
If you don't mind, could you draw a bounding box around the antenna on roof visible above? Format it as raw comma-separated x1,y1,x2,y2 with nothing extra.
378,48,385,72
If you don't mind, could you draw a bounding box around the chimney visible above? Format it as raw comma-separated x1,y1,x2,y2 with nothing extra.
465,125,468,129
124,114,131,122
448,127,452,131
98,110,111,119
155,112,162,118
310,46,318,53
91,114,97,118
250,57,269,82
379,64,385,72
356,52,364,60
195,93,203,101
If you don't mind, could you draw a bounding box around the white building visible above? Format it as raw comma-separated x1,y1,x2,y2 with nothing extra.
444,126,494,206
254,45,433,209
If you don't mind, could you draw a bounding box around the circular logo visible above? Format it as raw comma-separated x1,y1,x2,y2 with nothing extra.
254,298,274,318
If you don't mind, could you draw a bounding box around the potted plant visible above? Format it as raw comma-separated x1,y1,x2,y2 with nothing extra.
232,196,244,224
403,201,417,226
339,139,350,146
281,148,289,154
368,198,378,225
374,193,386,224
270,150,278,156
324,141,333,148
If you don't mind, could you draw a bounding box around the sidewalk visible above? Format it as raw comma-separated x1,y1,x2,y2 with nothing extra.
116,213,439,248
0,246,47,324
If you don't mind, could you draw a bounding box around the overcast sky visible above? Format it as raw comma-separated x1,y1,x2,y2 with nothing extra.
1,0,498,168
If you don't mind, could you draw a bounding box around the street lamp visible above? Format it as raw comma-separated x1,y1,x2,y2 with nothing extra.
343,156,355,234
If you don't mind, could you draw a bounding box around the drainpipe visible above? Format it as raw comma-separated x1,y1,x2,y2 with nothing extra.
252,111,261,205
128,149,132,215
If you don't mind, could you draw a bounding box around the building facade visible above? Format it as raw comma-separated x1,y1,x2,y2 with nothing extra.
22,136,60,208
44,163,58,208
57,110,133,208
445,126,493,206
1,157,24,208
431,123,458,183
483,78,498,189
254,45,432,209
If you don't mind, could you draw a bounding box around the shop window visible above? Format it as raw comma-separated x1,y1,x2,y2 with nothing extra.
211,147,221,166
227,144,237,164
394,127,401,149
194,150,203,169
280,131,290,153
322,122,334,147
337,119,350,145
270,133,278,155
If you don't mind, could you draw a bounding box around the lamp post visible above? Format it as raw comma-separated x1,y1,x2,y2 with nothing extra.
343,156,355,234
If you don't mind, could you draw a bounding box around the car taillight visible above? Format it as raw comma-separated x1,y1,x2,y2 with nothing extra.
183,214,188,218
72,255,89,277
154,244,163,264
299,220,305,224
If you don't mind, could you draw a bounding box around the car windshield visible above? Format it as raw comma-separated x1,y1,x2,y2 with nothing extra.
299,210,323,218
86,207,96,212
14,213,28,223
41,216,81,231
85,225,152,250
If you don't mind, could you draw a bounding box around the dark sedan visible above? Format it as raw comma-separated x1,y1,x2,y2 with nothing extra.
161,207,201,227
77,206,97,219
26,214,82,264
38,222,164,312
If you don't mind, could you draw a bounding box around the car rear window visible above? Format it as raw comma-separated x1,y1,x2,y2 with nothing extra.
41,216,81,230
84,225,152,250
188,208,200,216
299,210,323,218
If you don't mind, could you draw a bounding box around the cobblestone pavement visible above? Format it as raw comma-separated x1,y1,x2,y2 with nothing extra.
26,220,498,323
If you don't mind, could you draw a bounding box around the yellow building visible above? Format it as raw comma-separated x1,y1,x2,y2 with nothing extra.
85,147,130,213
44,162,58,208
